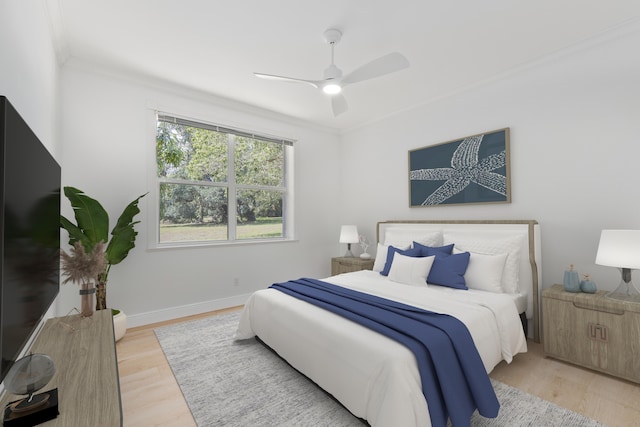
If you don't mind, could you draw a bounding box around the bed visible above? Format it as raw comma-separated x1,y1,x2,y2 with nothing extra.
235,220,541,426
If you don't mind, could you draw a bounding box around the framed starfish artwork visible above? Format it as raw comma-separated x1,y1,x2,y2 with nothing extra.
409,128,511,207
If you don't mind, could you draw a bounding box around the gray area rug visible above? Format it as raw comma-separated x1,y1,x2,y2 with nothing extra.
155,311,606,427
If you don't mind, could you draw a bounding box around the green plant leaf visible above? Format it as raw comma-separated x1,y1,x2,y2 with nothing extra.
61,187,109,250
60,215,92,250
105,193,147,266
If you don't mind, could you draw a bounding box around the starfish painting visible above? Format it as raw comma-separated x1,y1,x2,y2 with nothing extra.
410,134,507,206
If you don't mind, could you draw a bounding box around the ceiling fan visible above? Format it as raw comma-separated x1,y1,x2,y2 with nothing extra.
254,28,410,117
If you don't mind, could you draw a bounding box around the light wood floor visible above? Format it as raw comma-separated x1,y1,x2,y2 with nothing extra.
116,308,640,427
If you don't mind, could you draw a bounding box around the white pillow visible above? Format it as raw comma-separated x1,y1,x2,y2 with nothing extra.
384,230,442,248
413,232,443,247
445,234,523,293
388,253,435,287
453,248,507,293
373,242,409,272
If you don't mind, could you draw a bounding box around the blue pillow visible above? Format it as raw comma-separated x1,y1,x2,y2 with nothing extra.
380,246,422,276
427,251,471,290
413,242,454,257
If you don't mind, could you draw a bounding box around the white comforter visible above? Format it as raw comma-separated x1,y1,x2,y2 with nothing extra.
235,270,527,427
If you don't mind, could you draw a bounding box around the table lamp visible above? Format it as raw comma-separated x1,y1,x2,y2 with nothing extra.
595,229,640,302
339,225,359,257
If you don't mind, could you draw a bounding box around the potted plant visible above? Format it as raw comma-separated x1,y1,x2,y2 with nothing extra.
60,187,146,339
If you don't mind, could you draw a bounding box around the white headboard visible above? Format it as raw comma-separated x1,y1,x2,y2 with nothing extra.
377,220,541,342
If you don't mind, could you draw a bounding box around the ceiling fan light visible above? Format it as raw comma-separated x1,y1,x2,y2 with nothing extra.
323,83,342,95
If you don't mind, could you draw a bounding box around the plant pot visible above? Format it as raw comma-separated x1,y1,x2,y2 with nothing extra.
113,310,127,342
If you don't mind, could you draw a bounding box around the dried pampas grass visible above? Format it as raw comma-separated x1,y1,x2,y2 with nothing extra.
61,241,107,286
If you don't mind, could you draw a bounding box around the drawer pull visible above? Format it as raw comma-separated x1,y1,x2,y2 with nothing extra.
600,326,608,342
588,323,609,342
588,323,598,339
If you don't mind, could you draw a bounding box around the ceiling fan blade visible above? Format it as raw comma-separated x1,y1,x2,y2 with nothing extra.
341,52,410,85
331,94,349,116
254,72,320,89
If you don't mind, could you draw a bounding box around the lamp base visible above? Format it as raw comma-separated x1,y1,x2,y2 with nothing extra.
3,388,59,426
343,249,355,258
606,280,640,303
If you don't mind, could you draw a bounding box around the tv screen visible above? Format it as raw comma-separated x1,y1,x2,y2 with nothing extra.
0,96,60,382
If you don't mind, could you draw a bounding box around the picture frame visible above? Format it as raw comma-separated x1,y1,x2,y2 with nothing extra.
409,128,510,207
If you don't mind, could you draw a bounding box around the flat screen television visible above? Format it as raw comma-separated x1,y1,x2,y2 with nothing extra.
0,96,60,383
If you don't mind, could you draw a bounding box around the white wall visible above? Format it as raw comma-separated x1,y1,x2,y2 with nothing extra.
0,1,61,159
339,25,640,294
59,61,342,325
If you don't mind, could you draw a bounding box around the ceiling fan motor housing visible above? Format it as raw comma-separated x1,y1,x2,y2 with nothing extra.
323,64,342,80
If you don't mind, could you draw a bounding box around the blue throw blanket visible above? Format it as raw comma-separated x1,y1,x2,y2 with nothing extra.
269,278,499,427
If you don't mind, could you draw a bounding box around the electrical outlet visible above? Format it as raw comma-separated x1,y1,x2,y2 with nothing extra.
233,278,240,287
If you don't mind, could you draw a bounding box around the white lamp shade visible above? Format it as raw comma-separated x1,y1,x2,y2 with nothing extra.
595,230,640,269
339,225,359,244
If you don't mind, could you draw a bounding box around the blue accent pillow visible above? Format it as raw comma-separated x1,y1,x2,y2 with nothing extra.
413,242,454,257
380,246,422,276
427,251,471,290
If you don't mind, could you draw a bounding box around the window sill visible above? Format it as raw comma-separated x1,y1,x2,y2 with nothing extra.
148,237,298,251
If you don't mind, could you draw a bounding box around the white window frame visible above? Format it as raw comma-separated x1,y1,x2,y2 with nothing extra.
148,110,295,249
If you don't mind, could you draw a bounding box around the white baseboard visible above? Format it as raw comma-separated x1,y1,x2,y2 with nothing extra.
126,293,251,328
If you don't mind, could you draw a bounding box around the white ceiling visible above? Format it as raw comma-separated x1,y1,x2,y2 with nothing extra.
47,0,640,131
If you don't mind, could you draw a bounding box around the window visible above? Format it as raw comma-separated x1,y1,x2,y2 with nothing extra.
155,114,294,245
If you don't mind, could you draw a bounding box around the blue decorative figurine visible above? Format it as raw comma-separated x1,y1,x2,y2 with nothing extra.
580,274,597,293
563,264,580,293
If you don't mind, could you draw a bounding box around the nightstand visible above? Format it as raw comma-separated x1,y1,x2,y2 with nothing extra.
542,284,640,383
331,257,374,275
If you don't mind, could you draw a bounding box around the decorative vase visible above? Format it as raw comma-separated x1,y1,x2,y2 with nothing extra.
358,236,371,259
563,264,580,293
112,310,127,342
79,283,96,317
580,274,597,293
